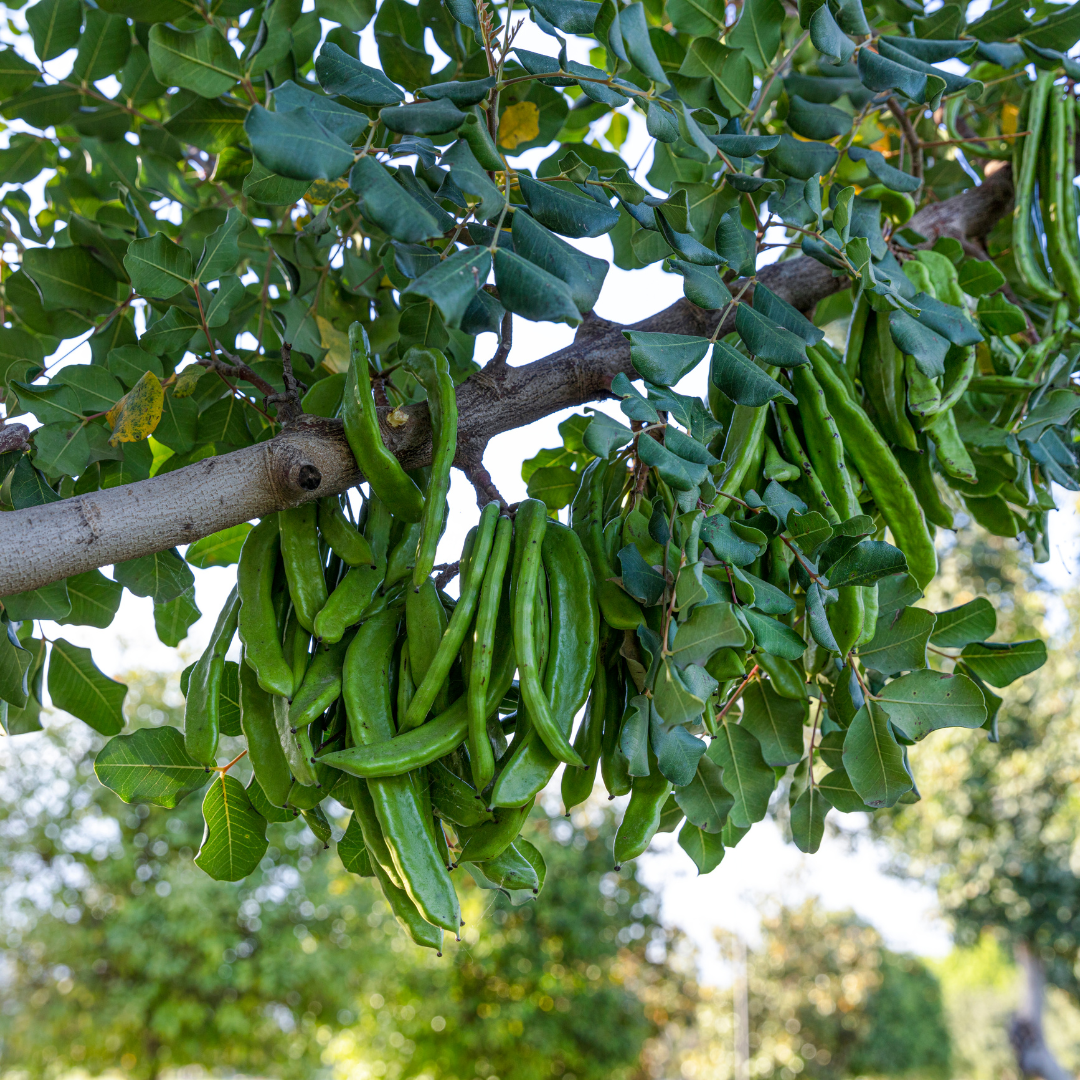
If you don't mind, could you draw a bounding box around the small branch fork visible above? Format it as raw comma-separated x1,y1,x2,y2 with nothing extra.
456,445,510,510
206,341,307,427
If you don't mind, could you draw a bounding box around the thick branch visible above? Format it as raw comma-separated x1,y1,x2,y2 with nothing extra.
1009,942,1073,1080
0,173,1014,598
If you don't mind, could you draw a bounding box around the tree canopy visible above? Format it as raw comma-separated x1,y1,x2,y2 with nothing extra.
0,0,1074,957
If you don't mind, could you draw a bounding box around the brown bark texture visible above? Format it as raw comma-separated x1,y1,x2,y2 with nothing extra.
0,167,1014,597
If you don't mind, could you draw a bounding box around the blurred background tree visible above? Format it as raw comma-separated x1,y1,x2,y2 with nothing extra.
669,898,952,1080
0,672,696,1080
871,525,1080,1080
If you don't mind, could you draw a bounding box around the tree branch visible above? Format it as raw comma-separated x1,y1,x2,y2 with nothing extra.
0,173,1015,597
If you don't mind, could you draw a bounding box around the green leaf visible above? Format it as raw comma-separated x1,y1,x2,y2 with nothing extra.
667,0,725,35
526,465,580,509
72,8,130,82
48,638,127,736
826,540,908,588
1018,389,1080,439
741,608,807,660
155,390,199,453
442,139,504,219
95,725,208,807
625,331,711,385
817,765,870,813
842,699,911,808
2,580,71,621
32,422,90,478
401,247,491,329
790,783,828,853
654,723,708,786
752,283,823,346
185,524,253,568
735,303,808,366
888,310,949,379
273,79,370,143
710,340,796,407
671,601,746,667
674,752,733,831
875,669,986,740
196,207,247,284
740,679,806,766
219,659,241,737
727,0,784,69
113,548,195,604
700,514,768,566
975,292,1027,334
165,95,248,154
846,145,921,193
0,620,31,709
959,639,1047,687
243,158,312,205
529,0,601,33
511,211,608,314
21,246,119,316
786,94,852,140
0,47,40,98
708,721,775,827
653,658,706,724
930,597,996,648
769,133,839,180
1022,0,1080,48
349,156,442,243
620,695,651,776
583,412,634,457
26,0,82,61
148,24,239,97
337,813,375,875
678,819,725,873
492,248,582,327
56,364,124,415
0,327,44,386
316,42,404,106
666,259,732,310
380,98,466,136
858,605,935,675
107,345,164,390
810,2,854,61
124,232,193,300
195,773,269,881
617,544,667,606
57,570,123,629
516,175,619,239
245,105,355,183
154,585,201,647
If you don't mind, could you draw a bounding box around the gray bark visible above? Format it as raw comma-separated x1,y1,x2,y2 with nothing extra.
1009,941,1075,1080
0,169,1014,597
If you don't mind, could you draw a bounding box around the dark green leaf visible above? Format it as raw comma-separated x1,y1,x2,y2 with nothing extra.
492,248,582,326
930,597,996,648
148,24,239,97
674,752,733,831
790,783,828,852
817,765,870,812
124,232,193,299
350,156,443,243
652,658,707,724
740,679,806,766
511,211,608,314
858,605,935,675
2,580,71,621
525,464,579,509
700,513,768,566
26,0,82,61
810,2,854,61
846,145,921,193
620,695,651,775
165,96,250,154
875,669,986,740
154,585,201,647
517,175,619,239
708,721,775,826
666,259,732,310
48,638,126,736
273,80,369,143
825,540,908,588
841,699,911,808
57,570,123,629
380,98,466,135
769,133,838,180
316,42,404,105
625,331,711,385
401,247,491,329
114,547,194,604
786,94,852,140
654,722,708,787
742,608,807,660
21,246,119,316
888,309,949,379
752,283,823,346
671,601,746,667
95,725,207,807
710,340,796,407
618,544,667,605
959,639,1047,687
678,819,725,872
735,303,808,366
245,105,355,182
73,8,130,82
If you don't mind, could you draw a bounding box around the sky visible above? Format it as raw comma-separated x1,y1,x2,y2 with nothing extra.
3,0,1079,989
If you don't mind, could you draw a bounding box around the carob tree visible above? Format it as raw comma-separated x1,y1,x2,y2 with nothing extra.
0,0,1075,952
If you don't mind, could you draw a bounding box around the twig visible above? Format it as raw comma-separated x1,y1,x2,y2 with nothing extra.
457,450,509,510
887,97,924,187
487,310,513,370
205,345,279,399
434,561,461,589
717,665,760,723
266,342,306,427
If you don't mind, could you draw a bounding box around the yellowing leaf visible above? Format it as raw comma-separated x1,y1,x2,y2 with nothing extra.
318,316,350,373
498,102,540,150
306,177,350,205
109,370,164,445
